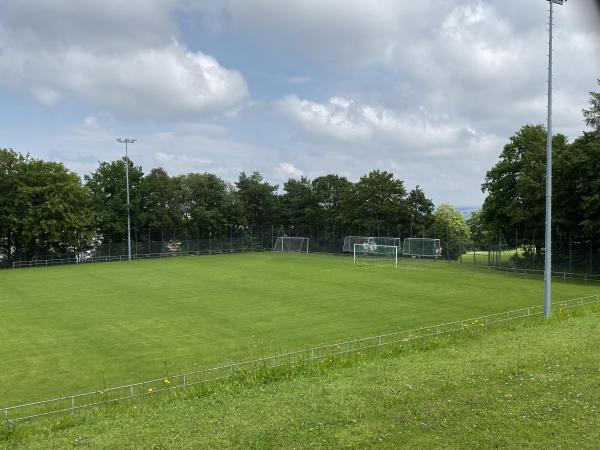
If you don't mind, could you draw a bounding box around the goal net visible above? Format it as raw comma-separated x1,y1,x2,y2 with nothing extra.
402,238,441,258
343,236,401,252
273,236,309,253
353,243,398,268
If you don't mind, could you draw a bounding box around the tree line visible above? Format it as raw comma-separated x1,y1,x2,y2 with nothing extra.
2,150,468,260
473,80,600,249
2,80,598,262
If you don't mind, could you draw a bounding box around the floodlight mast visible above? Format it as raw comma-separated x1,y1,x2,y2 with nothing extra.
544,0,566,319
116,138,136,261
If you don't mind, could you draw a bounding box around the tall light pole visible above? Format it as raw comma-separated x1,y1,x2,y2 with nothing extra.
544,0,566,319
117,138,136,261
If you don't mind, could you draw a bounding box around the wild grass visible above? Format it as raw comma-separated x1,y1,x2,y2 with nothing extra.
2,304,599,449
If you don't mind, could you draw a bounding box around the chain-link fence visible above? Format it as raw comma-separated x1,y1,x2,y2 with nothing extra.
4,225,600,280
462,230,600,280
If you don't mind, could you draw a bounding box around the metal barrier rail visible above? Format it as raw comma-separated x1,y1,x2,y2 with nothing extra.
11,247,261,269
2,293,599,423
471,263,600,281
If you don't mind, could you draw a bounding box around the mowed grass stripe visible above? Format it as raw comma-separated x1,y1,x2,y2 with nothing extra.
0,252,597,405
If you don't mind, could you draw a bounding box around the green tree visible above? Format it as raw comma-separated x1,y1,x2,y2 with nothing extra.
0,149,25,259
178,173,236,234
342,170,408,233
407,186,434,234
481,124,567,241
311,174,352,226
583,79,600,130
140,168,182,236
281,177,319,228
13,158,92,258
85,158,145,239
466,209,491,248
555,132,600,240
235,171,279,227
432,203,471,259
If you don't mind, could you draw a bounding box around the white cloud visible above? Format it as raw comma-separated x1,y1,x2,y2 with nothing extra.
276,162,304,179
0,1,249,118
216,0,600,136
279,95,474,152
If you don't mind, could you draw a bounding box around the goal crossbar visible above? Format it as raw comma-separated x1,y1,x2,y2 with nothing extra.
353,243,398,268
343,236,401,252
273,236,309,253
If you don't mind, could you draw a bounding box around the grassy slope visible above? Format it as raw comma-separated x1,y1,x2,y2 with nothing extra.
3,308,599,449
0,253,597,405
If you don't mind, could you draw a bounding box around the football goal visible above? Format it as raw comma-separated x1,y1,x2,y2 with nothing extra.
402,238,441,258
354,243,398,268
343,236,401,252
273,236,309,253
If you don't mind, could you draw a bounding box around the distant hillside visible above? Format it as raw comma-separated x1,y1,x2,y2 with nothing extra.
458,205,479,219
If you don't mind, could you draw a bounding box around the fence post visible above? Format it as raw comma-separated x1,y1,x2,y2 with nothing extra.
130,385,134,397
71,396,75,415
183,373,187,387
378,335,382,348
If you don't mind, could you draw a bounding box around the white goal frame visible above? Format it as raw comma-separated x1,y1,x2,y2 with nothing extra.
343,236,401,252
353,243,398,268
402,238,441,258
273,236,309,253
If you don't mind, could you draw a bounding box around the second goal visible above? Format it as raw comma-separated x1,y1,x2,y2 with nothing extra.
353,243,398,268
273,236,309,253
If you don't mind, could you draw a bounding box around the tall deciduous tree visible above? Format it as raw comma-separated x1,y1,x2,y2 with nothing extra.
14,158,92,257
407,186,434,234
140,168,182,236
343,170,408,233
583,79,600,130
85,158,145,239
432,203,470,259
235,171,279,227
0,149,25,259
178,173,236,235
311,174,352,226
281,177,319,228
481,125,567,242
555,131,600,240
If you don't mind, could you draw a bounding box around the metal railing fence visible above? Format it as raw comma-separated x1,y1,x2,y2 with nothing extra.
6,225,600,282
2,293,598,424
11,246,259,269
470,264,600,281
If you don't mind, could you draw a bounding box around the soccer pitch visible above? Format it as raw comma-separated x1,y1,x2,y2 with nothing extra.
0,252,597,405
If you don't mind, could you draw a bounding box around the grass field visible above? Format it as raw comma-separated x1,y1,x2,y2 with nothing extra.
3,305,599,448
0,252,598,406
464,249,524,266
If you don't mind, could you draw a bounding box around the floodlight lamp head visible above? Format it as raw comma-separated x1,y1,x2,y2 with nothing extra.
549,0,566,4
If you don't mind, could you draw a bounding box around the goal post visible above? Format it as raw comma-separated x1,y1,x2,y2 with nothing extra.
273,236,309,253
343,236,401,252
353,243,398,268
402,238,441,258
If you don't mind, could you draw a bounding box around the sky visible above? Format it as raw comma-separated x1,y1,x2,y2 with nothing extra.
0,0,599,207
